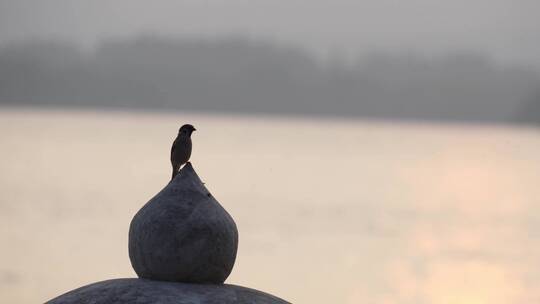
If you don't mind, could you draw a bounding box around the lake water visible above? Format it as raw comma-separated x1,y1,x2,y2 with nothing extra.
1,108,539,303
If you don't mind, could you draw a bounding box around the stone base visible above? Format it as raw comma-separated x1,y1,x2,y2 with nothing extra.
46,278,290,304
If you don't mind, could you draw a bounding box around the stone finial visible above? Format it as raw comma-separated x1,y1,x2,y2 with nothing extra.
128,163,238,283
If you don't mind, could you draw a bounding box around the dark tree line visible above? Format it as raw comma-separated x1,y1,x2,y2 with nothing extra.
0,36,539,124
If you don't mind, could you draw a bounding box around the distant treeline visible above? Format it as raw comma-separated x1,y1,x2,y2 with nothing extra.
0,36,539,124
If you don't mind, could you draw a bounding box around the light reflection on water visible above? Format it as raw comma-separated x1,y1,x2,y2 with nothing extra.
0,109,539,303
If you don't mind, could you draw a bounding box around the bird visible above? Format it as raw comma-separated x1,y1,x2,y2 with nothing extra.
170,124,196,179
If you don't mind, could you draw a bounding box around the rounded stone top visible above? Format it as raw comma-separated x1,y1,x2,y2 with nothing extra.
46,279,291,304
128,163,238,283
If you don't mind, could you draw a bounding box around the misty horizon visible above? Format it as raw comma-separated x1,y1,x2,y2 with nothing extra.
1,35,539,125
2,0,539,125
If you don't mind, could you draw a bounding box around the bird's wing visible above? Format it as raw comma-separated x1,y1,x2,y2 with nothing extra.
170,140,176,160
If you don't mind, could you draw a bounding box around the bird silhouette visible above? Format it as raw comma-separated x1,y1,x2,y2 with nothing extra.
170,124,196,179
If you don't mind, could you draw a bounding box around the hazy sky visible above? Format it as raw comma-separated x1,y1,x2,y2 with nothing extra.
1,0,539,66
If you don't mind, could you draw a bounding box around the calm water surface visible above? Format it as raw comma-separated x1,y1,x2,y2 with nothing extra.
0,109,539,304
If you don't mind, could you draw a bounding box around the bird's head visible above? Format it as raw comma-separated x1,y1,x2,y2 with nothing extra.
179,124,196,136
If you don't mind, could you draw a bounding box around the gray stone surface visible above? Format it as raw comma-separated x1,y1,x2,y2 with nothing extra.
128,163,238,283
46,279,291,304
